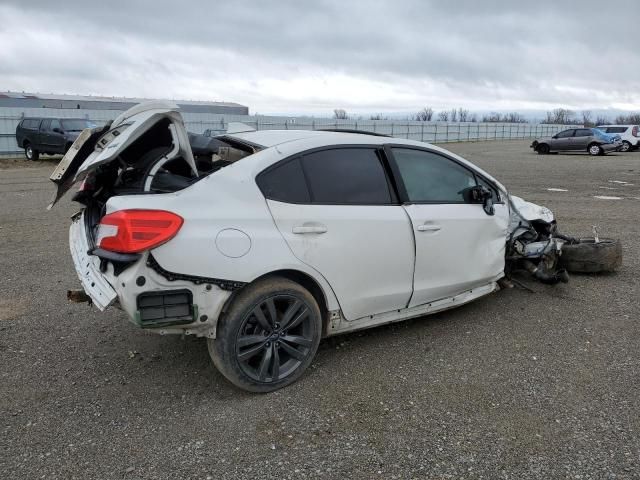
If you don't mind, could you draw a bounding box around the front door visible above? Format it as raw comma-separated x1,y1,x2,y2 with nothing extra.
551,129,575,150
260,147,415,321
387,147,510,306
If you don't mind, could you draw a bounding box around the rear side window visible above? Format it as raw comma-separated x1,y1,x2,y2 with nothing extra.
301,148,391,204
391,148,477,203
257,159,310,203
575,129,592,137
22,119,40,129
602,127,627,133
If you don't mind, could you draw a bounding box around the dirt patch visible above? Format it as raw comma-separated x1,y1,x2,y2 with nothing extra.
0,297,26,321
0,156,61,169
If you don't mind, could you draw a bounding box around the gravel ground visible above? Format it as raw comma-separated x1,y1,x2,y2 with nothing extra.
1,141,639,479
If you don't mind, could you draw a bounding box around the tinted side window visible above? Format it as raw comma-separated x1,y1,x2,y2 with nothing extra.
608,127,627,133
301,148,391,204
40,119,50,131
575,129,592,137
392,148,477,203
257,158,310,203
556,129,574,138
50,119,61,131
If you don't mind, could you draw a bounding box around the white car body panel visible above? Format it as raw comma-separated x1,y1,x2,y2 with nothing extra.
267,200,415,320
105,164,342,313
404,203,509,307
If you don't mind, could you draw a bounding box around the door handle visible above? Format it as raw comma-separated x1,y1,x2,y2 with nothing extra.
417,224,441,232
292,223,328,234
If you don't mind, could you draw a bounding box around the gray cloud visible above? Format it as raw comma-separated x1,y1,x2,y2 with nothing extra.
1,0,639,114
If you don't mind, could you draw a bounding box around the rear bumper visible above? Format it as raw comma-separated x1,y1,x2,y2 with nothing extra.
68,210,233,336
69,214,117,310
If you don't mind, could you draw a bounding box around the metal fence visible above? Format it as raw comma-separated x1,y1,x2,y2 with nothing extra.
0,106,576,156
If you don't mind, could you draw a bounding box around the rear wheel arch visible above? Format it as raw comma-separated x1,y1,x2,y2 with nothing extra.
220,269,335,334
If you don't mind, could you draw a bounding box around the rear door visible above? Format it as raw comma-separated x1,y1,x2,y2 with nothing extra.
260,146,415,321
37,119,50,149
570,128,594,151
387,147,509,306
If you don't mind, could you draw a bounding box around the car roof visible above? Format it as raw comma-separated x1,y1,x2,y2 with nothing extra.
226,129,391,148
596,125,632,128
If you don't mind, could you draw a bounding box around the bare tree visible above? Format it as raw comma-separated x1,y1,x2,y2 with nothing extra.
458,108,469,122
437,110,449,121
614,113,640,124
333,108,348,120
482,112,502,122
449,108,458,122
469,113,478,122
369,113,388,120
595,115,610,126
414,107,434,121
543,108,576,124
581,110,593,127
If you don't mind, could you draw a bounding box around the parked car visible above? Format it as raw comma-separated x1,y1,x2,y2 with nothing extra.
49,102,622,392
15,117,97,161
595,125,640,152
530,127,622,156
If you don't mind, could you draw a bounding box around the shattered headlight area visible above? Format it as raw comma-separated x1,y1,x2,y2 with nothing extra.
504,195,622,286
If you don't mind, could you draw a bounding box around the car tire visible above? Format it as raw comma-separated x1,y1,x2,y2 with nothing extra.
620,141,631,152
588,143,603,156
559,238,622,273
25,143,39,161
537,143,550,155
208,276,322,392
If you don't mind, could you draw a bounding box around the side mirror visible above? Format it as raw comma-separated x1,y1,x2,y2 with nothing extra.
552,135,558,139
53,128,63,134
460,185,495,216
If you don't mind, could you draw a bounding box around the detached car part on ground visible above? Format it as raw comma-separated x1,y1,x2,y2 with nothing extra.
531,127,623,156
50,102,622,392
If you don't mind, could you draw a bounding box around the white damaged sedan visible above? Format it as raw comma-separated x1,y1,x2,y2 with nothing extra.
50,102,621,392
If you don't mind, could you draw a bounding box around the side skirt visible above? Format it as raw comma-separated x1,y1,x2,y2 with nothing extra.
325,282,499,336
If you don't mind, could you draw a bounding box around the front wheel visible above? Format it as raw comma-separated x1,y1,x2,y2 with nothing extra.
208,277,322,392
559,238,622,273
25,143,39,161
588,144,603,156
536,143,550,155
620,141,631,152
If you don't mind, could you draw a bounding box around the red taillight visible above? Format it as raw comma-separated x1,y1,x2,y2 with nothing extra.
97,210,183,253
633,126,639,137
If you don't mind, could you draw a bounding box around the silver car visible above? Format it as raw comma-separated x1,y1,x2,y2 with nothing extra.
531,128,622,156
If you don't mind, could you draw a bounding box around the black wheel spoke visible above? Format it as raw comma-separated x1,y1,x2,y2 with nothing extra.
280,340,306,361
258,345,273,381
238,343,266,362
266,298,278,325
272,345,280,381
280,300,302,329
282,335,312,347
283,307,308,331
252,305,272,331
237,335,266,348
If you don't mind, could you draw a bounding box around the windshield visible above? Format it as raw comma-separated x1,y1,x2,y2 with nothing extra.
61,119,97,131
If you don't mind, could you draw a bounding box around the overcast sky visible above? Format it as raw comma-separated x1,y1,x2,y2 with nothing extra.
1,0,639,115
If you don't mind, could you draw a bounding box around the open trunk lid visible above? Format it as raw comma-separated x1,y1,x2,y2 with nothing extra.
48,101,197,209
